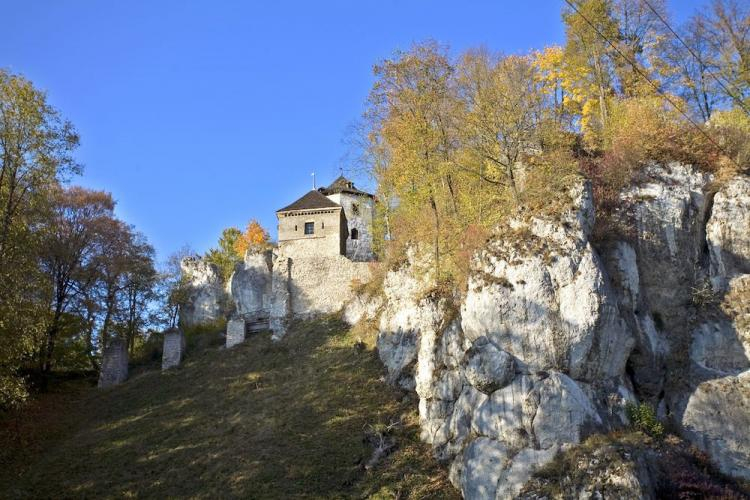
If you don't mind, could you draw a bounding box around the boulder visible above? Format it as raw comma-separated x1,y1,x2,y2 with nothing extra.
463,337,515,394
681,370,750,481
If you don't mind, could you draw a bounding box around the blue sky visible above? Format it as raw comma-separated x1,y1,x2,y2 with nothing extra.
2,0,706,260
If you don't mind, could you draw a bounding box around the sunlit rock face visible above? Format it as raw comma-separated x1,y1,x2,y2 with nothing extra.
229,251,273,318
371,167,750,496
376,182,635,498
179,256,227,327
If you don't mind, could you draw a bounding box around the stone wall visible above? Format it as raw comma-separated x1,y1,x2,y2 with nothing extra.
270,253,371,338
98,338,128,388
278,208,346,257
162,328,186,370
326,192,375,262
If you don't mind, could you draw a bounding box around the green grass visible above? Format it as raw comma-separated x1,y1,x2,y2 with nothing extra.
0,317,457,499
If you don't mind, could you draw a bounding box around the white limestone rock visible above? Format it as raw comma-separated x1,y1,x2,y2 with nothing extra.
229,251,272,317
463,337,516,394
472,375,534,449
377,251,438,388
460,437,509,500
681,370,750,481
532,372,602,450
461,182,633,382
497,446,559,500
179,256,227,327
707,175,750,288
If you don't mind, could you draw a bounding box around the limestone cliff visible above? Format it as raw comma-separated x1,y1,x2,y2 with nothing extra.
357,164,750,498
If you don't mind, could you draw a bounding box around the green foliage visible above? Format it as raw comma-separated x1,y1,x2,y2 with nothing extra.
204,227,243,281
626,402,665,438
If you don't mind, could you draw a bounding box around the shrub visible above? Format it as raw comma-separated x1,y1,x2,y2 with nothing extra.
626,402,664,439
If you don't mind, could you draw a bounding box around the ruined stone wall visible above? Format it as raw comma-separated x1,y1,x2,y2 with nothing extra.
162,329,186,370
98,338,128,388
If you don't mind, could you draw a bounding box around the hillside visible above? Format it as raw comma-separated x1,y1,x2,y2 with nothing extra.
0,318,457,499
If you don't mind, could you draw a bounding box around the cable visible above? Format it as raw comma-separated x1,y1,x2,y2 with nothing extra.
641,0,750,116
563,0,742,170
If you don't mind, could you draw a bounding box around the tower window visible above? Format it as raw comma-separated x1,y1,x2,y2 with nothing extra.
351,228,359,240
322,222,325,229
304,222,314,235
352,203,360,215
294,225,298,231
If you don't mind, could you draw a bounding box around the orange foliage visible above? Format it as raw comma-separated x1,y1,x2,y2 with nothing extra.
233,219,270,257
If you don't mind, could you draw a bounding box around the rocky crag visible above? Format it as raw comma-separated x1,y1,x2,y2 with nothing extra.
348,164,749,498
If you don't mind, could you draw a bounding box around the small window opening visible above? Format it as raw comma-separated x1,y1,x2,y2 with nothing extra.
294,225,298,231
304,222,314,235
351,228,359,240
322,221,325,229
352,203,360,215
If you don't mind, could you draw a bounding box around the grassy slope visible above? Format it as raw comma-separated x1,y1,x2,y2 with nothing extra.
0,318,457,499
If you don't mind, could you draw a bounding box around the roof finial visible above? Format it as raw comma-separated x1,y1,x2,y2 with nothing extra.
339,166,344,177
311,172,316,190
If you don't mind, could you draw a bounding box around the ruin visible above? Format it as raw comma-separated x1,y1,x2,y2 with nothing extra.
175,176,375,343
98,337,129,388
162,328,186,370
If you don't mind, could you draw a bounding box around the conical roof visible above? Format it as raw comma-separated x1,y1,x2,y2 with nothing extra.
277,189,341,213
319,175,373,197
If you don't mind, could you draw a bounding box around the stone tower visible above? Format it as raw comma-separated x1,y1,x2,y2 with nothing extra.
319,176,375,262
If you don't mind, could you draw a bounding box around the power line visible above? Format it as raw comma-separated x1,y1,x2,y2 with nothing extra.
641,0,750,116
562,0,742,170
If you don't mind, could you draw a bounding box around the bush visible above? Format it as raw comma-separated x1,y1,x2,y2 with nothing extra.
626,402,664,438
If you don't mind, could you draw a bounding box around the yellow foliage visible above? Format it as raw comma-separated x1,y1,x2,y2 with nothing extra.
233,219,271,257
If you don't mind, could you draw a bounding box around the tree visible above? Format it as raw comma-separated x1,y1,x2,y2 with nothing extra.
205,227,243,281
366,42,461,281
233,219,271,256
0,70,80,407
38,187,115,375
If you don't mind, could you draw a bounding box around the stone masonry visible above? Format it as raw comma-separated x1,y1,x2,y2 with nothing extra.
98,337,129,388
162,328,186,370
226,318,246,348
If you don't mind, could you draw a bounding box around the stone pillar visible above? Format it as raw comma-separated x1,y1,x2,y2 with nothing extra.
162,328,186,370
98,337,128,388
226,318,246,348
270,257,292,340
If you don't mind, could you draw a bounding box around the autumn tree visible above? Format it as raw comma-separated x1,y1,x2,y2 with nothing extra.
0,70,80,406
234,219,271,256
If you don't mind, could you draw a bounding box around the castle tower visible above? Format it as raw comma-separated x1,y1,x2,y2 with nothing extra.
319,176,375,262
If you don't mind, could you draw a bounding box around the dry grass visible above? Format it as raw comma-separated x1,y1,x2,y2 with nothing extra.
0,317,457,499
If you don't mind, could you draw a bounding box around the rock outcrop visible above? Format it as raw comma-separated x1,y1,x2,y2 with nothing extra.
179,256,227,327
364,166,750,496
229,251,273,318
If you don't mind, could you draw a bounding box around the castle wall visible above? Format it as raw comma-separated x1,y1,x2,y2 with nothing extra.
277,208,346,257
326,193,375,261
270,253,371,338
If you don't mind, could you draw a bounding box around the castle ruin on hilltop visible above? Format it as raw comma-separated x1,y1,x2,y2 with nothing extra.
178,175,375,342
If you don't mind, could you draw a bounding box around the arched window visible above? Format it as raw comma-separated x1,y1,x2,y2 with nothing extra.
351,228,359,240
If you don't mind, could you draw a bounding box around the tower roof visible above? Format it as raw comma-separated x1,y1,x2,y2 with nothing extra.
277,189,341,213
319,175,374,197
